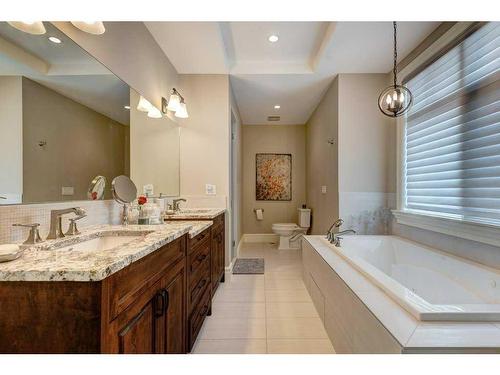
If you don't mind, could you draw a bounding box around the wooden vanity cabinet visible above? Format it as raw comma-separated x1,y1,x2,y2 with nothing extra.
0,235,188,354
186,227,212,350
211,214,225,293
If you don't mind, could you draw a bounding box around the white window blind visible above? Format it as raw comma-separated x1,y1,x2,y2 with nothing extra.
404,22,500,223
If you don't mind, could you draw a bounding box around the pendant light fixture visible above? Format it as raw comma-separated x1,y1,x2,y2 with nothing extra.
70,22,106,35
378,22,413,118
7,21,46,35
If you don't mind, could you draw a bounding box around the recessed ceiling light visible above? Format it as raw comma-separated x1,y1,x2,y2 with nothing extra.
124,105,130,110
274,105,281,109
268,35,279,43
48,36,62,44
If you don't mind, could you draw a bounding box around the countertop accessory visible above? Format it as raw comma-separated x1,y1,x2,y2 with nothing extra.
112,175,138,226
12,223,43,245
0,244,22,262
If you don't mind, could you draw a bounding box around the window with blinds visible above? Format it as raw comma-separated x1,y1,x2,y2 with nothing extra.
404,22,500,224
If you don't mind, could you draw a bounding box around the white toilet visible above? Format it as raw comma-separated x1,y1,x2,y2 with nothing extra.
272,208,311,250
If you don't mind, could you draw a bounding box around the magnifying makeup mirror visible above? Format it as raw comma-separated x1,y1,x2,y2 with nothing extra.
87,175,107,200
111,175,137,225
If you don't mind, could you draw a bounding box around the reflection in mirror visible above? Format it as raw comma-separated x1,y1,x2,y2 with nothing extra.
0,22,181,206
87,175,107,201
0,21,130,205
111,175,137,204
130,88,180,198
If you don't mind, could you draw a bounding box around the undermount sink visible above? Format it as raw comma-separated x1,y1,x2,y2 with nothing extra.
55,234,147,252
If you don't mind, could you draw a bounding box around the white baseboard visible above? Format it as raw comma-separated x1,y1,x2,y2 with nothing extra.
225,257,235,273
242,233,279,243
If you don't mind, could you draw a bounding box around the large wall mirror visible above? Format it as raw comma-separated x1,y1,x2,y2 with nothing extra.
0,22,180,205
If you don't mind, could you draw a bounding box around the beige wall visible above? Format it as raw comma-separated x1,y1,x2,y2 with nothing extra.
129,88,180,197
22,78,128,203
0,76,23,204
53,22,178,112
242,125,307,234
177,75,230,197
306,74,394,235
306,77,339,234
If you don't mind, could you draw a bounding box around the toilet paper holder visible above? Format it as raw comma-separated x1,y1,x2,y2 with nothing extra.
253,208,264,212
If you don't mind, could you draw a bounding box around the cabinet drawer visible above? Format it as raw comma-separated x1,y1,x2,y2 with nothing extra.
188,237,210,280
106,236,186,321
188,228,211,254
188,285,211,350
188,262,210,313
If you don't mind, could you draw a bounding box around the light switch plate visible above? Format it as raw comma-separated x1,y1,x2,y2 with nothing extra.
61,186,74,196
206,184,216,195
321,185,327,194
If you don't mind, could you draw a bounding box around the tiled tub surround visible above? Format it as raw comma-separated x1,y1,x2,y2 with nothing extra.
0,221,212,282
303,236,500,353
0,200,123,244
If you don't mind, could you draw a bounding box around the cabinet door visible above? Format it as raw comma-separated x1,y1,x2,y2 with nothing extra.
161,260,187,354
114,281,164,354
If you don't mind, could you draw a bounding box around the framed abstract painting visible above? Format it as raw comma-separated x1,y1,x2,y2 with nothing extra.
255,153,292,201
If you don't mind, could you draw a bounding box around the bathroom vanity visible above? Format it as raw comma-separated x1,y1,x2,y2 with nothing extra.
0,221,218,353
165,209,226,295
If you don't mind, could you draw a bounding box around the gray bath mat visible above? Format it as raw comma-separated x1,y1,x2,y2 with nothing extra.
232,258,265,274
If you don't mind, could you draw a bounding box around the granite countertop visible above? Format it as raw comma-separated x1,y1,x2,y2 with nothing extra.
181,221,213,238
164,208,226,220
0,222,198,282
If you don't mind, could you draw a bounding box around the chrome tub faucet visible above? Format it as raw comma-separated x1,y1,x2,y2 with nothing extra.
326,218,356,246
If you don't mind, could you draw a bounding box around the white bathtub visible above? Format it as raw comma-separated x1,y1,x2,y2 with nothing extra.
322,235,500,322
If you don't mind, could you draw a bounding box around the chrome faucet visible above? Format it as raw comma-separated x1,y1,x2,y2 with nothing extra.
326,218,344,243
47,207,87,240
326,218,356,246
331,229,356,247
172,198,186,212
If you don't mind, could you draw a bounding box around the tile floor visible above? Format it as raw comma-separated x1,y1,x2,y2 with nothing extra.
192,242,335,354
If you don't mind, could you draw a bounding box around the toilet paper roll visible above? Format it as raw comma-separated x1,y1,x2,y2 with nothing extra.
255,209,264,221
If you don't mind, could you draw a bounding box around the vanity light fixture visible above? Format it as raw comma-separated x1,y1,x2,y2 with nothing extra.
48,36,62,44
174,99,189,119
268,34,279,43
70,21,106,35
378,22,413,117
147,106,163,119
7,21,46,35
136,96,152,112
166,88,181,112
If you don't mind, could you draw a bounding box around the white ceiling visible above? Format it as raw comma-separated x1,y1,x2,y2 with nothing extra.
146,21,439,125
0,22,130,125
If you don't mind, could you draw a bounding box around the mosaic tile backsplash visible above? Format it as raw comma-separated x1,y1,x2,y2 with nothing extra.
0,200,122,244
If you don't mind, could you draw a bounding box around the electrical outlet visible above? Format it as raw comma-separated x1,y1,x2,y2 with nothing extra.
206,184,216,195
321,185,327,194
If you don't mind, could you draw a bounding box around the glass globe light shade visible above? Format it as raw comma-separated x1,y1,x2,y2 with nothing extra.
167,93,181,112
378,85,413,117
136,96,152,112
7,21,46,35
175,101,189,118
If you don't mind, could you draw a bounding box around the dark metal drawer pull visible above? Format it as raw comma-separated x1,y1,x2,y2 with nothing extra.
197,254,207,262
196,278,207,290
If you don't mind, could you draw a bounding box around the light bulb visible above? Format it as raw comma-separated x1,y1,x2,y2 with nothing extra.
399,91,405,103
385,94,392,105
